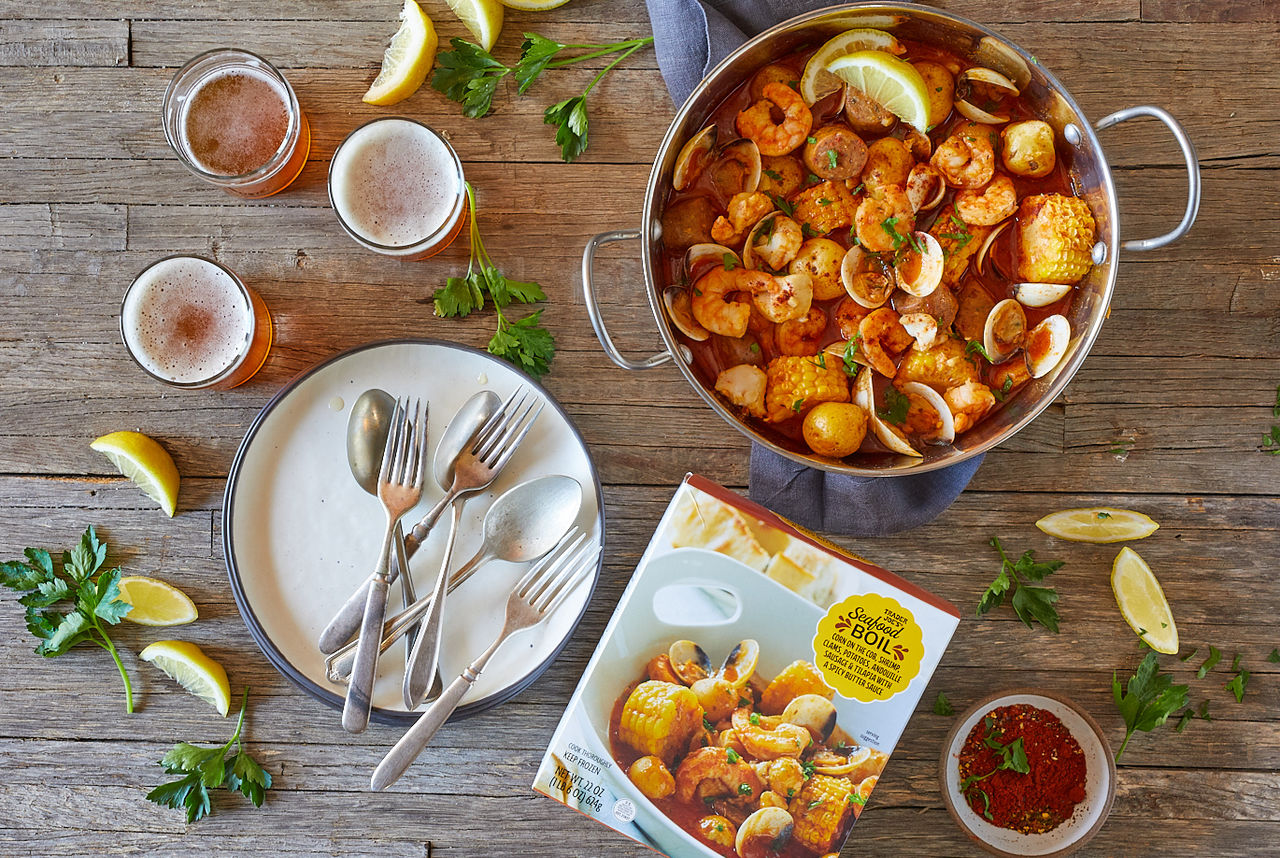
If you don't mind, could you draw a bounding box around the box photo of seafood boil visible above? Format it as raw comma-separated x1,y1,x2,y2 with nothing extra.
533,475,960,857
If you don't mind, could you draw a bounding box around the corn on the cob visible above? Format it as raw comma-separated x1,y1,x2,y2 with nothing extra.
789,774,855,853
1016,193,1095,284
618,681,704,766
764,356,850,423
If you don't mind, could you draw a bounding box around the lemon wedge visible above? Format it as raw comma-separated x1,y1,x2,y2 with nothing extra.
826,50,930,133
799,28,904,105
118,576,198,626
499,0,570,9
1111,547,1178,654
90,431,180,517
445,0,504,52
363,0,439,106
1036,507,1160,543
140,640,232,716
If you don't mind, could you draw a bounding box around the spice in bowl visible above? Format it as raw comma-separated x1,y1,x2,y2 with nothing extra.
957,703,1086,834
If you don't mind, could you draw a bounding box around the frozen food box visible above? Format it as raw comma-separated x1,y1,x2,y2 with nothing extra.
533,475,960,857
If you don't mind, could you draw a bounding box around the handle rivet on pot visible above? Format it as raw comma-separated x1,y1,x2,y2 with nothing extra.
1063,123,1083,146
1091,242,1108,265
678,344,693,364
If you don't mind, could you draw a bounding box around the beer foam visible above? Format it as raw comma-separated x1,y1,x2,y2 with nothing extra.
181,66,290,176
329,119,459,249
122,257,252,384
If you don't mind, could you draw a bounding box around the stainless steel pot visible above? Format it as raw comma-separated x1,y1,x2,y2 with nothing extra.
582,2,1199,475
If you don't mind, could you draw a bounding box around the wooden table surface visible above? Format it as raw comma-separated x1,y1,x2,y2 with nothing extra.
2,1,1277,855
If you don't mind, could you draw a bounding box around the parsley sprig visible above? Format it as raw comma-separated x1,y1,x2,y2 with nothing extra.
876,385,910,425
146,689,273,823
0,527,134,711
431,33,653,162
961,716,1030,820
1113,650,1189,761
977,536,1064,632
432,182,555,377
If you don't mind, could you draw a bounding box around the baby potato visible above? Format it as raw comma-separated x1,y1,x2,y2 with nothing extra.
913,61,955,128
1001,119,1057,179
802,402,868,458
628,755,675,800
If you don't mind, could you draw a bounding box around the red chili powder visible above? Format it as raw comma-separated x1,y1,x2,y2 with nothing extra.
957,703,1087,834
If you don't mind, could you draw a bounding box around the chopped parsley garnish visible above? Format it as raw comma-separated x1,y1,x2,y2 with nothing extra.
790,399,804,414
770,194,795,217
749,712,761,726
841,336,861,377
806,136,818,145
763,168,783,181
826,149,839,170
808,799,824,810
813,353,827,369
876,385,910,425
726,748,741,764
817,197,833,206
738,783,753,796
801,222,820,239
800,760,816,779
965,339,993,363
722,253,736,271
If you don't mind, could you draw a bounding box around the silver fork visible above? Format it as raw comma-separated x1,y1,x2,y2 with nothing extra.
371,531,598,791
402,389,543,708
341,397,428,734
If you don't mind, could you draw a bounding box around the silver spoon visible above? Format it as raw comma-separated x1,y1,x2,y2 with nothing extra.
317,390,501,654
323,474,583,686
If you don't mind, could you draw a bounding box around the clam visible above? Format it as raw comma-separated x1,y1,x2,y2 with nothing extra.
893,232,943,297
707,138,762,197
780,694,837,742
983,298,1028,364
841,245,895,308
905,163,946,213
899,381,956,445
902,127,932,160
668,640,711,685
955,67,1019,125
735,807,794,857
824,338,868,370
663,287,710,342
672,125,717,191
1013,281,1073,308
1026,313,1070,378
719,639,760,688
813,745,873,777
899,312,939,351
854,367,922,457
685,242,740,283
959,66,1021,97
974,218,1011,276
955,99,1010,125
743,212,802,271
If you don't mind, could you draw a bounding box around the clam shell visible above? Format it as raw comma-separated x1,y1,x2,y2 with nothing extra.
673,125,717,191
958,66,1021,97
893,232,943,297
854,367,922,457
685,242,740,283
1013,281,1073,308
905,163,946,212
983,297,1028,364
663,287,710,342
719,639,759,687
1026,313,1070,379
668,640,711,685
824,338,869,370
899,381,955,445
955,98,1010,125
841,245,895,308
974,219,1011,276
718,137,762,195
743,211,802,271
814,745,873,777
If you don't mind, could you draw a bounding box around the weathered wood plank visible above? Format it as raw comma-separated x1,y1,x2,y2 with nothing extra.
1142,0,1280,22
0,19,128,66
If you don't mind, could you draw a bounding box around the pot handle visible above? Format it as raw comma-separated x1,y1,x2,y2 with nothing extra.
581,229,672,371
1093,105,1200,252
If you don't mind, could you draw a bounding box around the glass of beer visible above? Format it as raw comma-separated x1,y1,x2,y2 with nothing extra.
121,255,273,390
328,117,468,260
162,48,310,198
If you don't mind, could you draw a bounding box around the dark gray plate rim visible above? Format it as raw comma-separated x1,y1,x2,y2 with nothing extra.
222,337,606,726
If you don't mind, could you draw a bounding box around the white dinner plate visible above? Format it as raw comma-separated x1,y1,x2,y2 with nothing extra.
223,339,604,724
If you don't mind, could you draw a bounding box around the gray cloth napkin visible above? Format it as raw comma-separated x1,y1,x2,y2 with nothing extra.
645,0,984,535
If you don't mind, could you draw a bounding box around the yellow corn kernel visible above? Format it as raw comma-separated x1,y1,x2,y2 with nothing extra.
929,203,991,285
1016,193,1096,284
618,681,704,767
764,356,850,423
790,774,855,853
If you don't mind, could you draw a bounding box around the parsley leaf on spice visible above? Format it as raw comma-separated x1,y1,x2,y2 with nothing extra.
146,690,273,823
1112,650,1190,761
977,537,1065,632
933,692,955,716
0,527,134,712
431,183,555,377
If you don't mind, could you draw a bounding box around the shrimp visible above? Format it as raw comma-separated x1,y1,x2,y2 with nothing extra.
944,380,997,433
776,307,826,356
736,81,813,157
692,265,813,337
931,121,996,189
858,307,912,378
711,191,773,246
954,173,1017,226
730,708,811,760
754,757,806,797
834,297,870,339
855,184,915,253
675,746,765,803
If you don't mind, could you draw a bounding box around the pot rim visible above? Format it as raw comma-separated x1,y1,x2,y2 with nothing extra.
639,1,1120,477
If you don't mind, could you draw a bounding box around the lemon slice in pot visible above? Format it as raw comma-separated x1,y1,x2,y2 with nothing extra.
826,50,930,133
140,640,232,716
1036,507,1160,543
799,28,904,105
363,0,438,106
1111,547,1178,654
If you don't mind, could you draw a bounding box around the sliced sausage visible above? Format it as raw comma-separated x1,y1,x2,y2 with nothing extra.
803,125,867,181
843,84,896,135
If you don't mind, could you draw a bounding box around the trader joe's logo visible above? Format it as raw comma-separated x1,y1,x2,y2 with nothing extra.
813,593,924,702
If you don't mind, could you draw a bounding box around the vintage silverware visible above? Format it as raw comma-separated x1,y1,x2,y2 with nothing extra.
403,389,543,708
323,474,583,684
318,390,500,654
341,397,428,734
371,530,598,790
